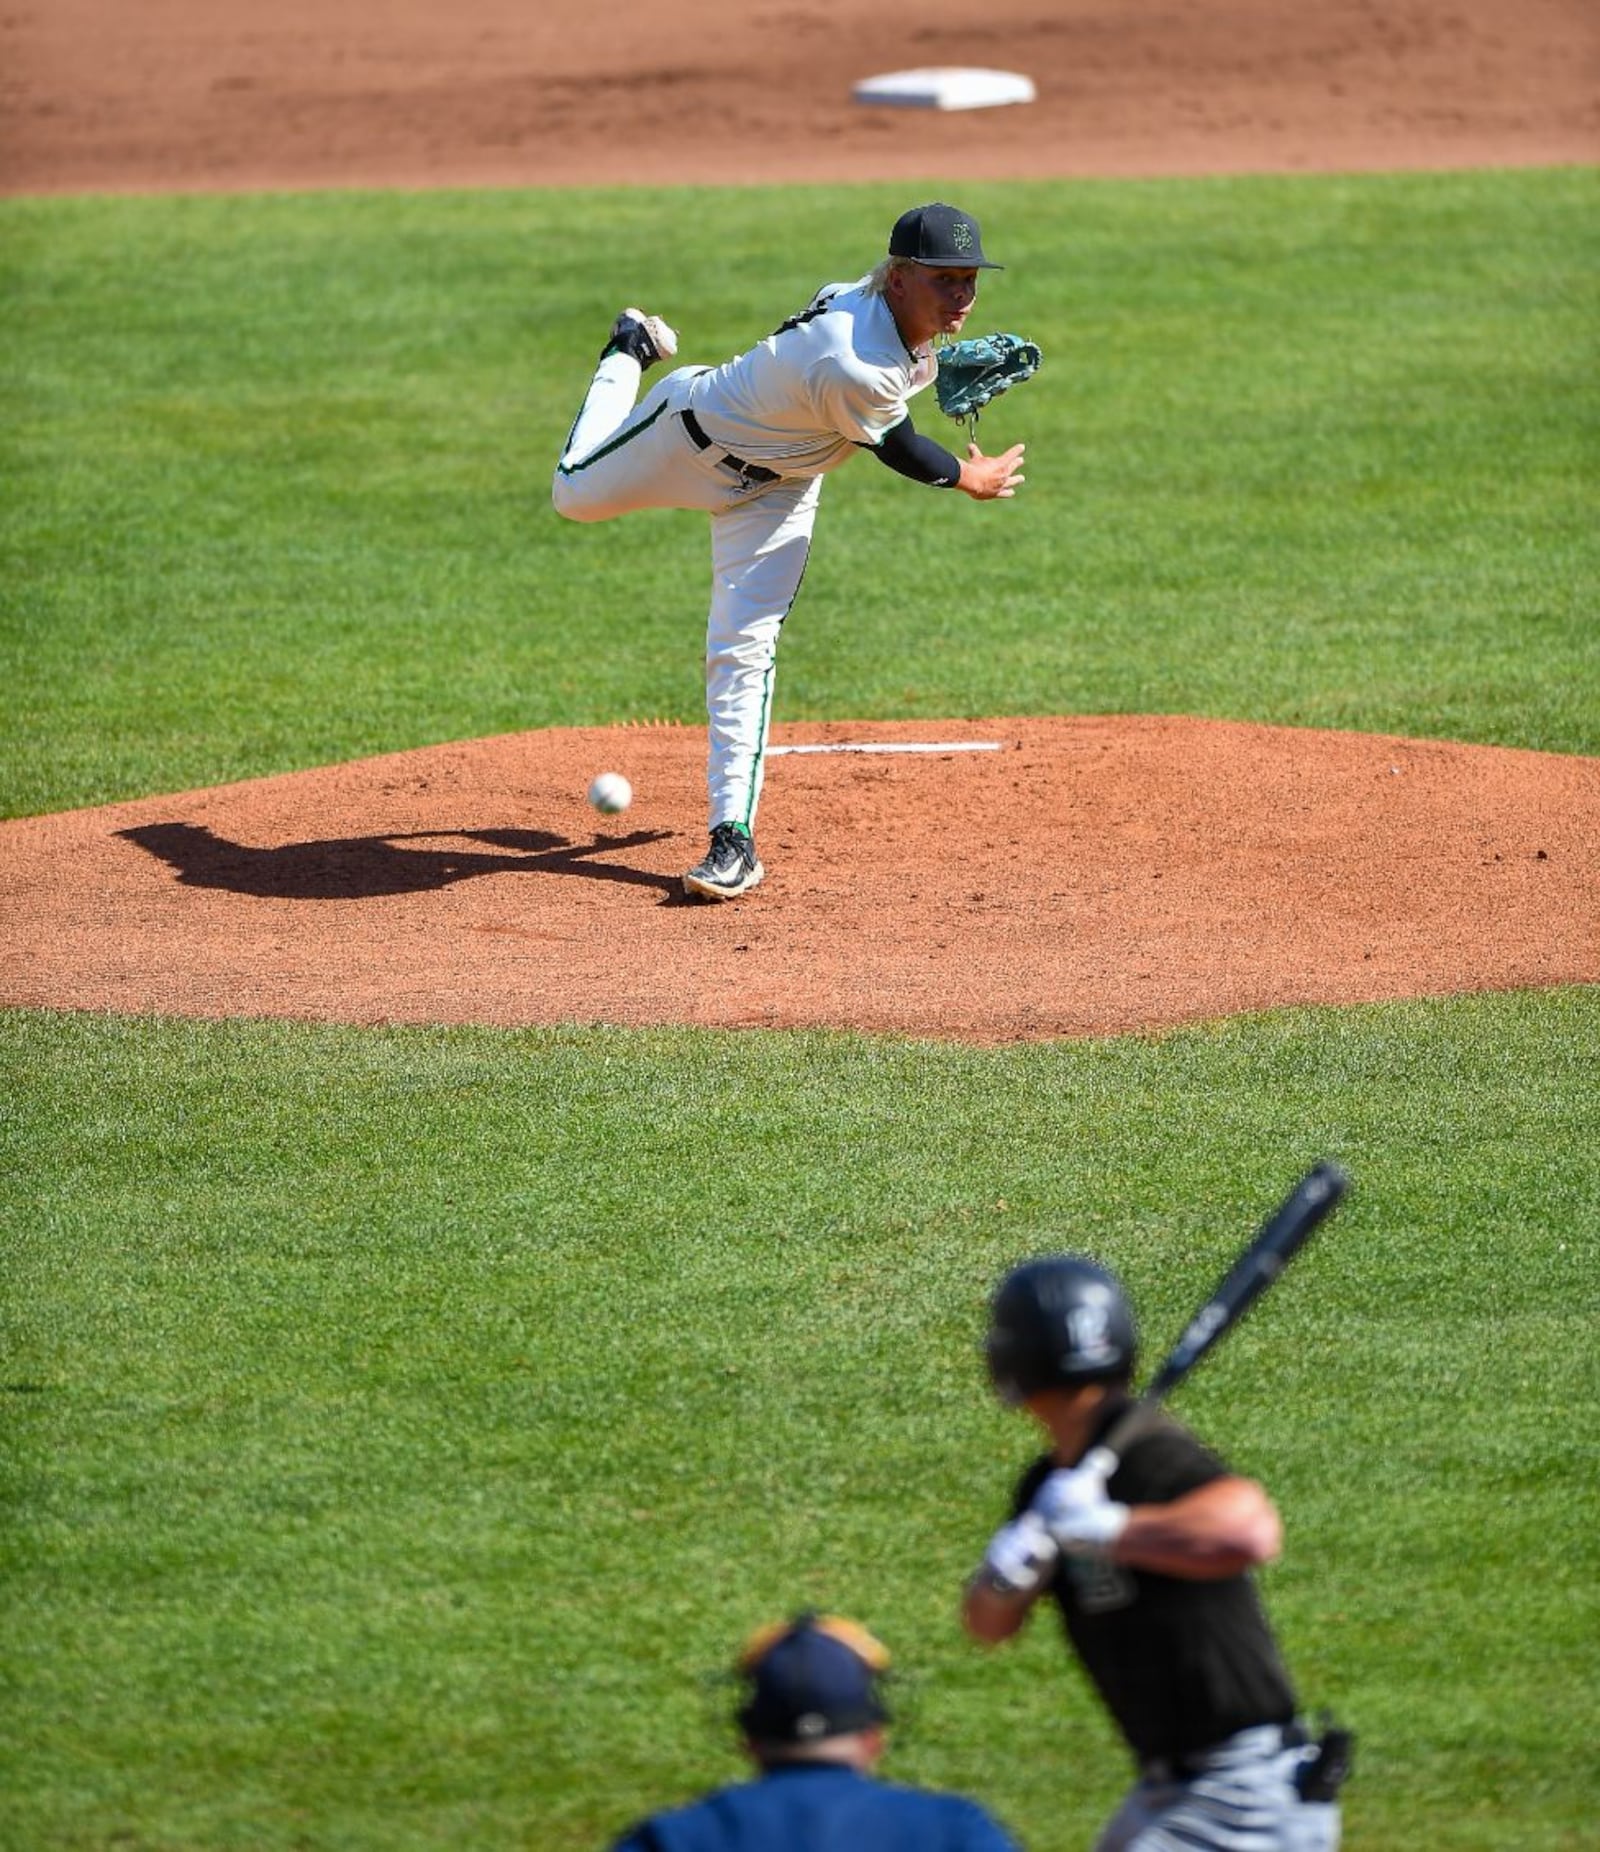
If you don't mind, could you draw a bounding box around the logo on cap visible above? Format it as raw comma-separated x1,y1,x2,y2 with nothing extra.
951,219,975,252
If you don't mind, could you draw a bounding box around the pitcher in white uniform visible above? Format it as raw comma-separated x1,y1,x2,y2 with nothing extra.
552,203,1027,901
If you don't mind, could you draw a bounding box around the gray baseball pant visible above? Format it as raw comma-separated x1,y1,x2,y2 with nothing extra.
1096,1726,1341,1852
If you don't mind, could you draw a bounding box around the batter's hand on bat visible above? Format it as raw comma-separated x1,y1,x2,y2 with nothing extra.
979,1510,1059,1595
1035,1460,1131,1557
959,441,1026,500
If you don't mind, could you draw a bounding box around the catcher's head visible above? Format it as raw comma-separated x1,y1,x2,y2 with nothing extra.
734,1612,891,1754
985,1256,1138,1405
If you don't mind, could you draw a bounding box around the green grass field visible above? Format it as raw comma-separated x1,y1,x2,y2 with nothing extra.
3,168,1598,1850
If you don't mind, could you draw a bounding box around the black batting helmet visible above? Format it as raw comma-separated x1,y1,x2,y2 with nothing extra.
984,1256,1137,1405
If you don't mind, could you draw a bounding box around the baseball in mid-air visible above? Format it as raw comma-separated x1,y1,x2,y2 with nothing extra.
587,771,632,816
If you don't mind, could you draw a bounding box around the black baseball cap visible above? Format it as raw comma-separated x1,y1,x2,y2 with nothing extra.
735,1613,891,1744
888,202,1003,270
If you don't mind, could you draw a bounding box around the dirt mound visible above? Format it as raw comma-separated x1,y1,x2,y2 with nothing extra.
3,716,1594,1041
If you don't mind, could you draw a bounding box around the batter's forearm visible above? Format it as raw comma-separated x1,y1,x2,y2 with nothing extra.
962,1576,1035,1643
1111,1479,1283,1579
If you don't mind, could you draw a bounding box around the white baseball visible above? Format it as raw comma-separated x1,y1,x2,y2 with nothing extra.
587,771,632,816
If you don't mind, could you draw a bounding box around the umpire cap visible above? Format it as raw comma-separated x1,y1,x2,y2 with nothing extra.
985,1256,1138,1405
736,1612,891,1744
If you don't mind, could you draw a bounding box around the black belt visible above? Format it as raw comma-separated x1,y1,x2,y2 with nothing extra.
1140,1721,1308,1785
680,409,780,485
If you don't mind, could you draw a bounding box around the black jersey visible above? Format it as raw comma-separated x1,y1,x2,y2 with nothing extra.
1011,1398,1297,1763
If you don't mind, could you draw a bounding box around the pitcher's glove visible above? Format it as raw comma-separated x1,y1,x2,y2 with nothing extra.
935,333,1042,431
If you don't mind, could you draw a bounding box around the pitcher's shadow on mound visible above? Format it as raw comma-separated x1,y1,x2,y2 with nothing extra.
116,821,681,899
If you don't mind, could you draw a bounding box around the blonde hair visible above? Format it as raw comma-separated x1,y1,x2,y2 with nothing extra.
863,256,915,298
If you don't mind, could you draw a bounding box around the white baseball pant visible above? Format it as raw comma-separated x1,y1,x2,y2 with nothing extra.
553,354,821,835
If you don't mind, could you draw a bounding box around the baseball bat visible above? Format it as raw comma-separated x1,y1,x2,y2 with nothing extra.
1084,1160,1349,1473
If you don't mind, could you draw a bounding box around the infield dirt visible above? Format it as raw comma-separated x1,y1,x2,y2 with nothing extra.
3,0,1595,194
3,0,1596,1040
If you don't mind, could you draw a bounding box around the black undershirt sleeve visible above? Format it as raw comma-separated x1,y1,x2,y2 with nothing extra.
869,412,964,489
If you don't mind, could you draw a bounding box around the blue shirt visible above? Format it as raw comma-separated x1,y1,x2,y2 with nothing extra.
610,1761,1019,1851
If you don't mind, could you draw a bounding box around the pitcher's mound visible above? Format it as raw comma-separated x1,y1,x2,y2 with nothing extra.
1,715,1594,1042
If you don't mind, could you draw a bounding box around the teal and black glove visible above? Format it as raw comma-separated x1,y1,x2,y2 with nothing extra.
935,333,1043,432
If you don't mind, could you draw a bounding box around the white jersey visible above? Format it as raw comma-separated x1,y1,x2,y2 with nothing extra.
685,279,939,478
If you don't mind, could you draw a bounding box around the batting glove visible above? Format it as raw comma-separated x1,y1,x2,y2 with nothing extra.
978,1510,1060,1596
1035,1461,1131,1558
